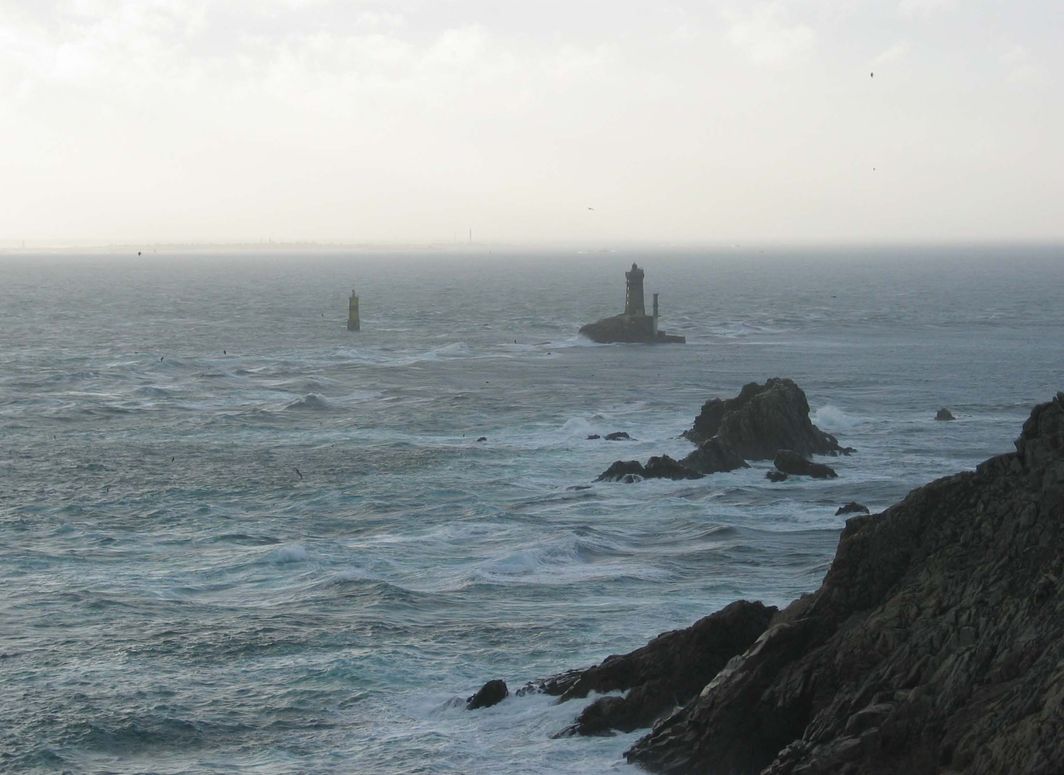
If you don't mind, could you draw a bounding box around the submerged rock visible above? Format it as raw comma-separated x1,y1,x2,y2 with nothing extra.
625,393,1064,774
772,450,838,479
936,407,956,421
684,378,850,459
605,431,632,441
765,470,789,483
835,501,870,516
467,679,508,710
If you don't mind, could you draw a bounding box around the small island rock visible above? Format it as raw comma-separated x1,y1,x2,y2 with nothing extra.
684,378,850,459
466,679,509,710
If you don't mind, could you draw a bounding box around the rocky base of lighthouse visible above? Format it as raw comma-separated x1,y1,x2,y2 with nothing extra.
579,314,685,344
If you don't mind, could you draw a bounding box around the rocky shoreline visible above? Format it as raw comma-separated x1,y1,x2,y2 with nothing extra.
469,391,1064,774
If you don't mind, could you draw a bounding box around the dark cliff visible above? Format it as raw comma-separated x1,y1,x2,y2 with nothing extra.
626,393,1064,774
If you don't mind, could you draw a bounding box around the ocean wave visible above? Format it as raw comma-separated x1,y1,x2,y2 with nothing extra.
811,404,864,432
266,543,309,563
283,393,332,411
467,535,667,586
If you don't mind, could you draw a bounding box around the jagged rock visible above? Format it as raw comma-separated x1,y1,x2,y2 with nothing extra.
597,456,702,482
684,378,850,459
596,460,645,482
587,434,602,440
681,437,749,475
835,501,869,516
936,408,956,421
476,436,487,442
516,669,584,698
467,679,508,710
606,431,632,441
546,601,776,737
773,450,838,479
643,455,703,480
766,470,789,482
625,393,1064,774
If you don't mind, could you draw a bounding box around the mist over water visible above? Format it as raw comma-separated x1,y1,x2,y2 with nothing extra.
2,246,1062,773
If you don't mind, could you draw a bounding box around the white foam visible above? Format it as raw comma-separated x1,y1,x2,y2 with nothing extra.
269,544,309,564
812,404,862,432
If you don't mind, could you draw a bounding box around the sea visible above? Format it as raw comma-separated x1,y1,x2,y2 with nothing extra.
1,245,1061,774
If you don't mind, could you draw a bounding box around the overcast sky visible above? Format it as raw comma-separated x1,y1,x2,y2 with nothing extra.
1,0,1060,246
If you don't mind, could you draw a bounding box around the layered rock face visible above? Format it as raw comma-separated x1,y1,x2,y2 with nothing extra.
526,601,776,737
684,378,848,459
626,393,1064,774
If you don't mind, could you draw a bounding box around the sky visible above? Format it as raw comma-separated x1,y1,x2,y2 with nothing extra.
0,0,1060,246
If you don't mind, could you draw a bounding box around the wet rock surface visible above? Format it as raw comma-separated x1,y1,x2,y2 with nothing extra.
772,450,838,479
541,601,776,737
625,393,1064,774
595,460,646,483
681,437,750,475
467,679,508,710
936,407,956,421
579,314,686,344
835,501,870,516
684,378,850,459
597,456,702,482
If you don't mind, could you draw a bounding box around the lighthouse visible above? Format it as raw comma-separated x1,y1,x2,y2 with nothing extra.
624,263,646,316
347,290,360,331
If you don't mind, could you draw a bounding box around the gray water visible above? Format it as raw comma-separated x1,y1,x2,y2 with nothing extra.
2,246,1061,773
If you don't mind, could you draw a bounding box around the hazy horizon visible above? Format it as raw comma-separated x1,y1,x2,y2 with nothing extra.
2,1,1061,246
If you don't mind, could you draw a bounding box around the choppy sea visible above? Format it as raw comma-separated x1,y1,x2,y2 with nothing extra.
1,246,1062,774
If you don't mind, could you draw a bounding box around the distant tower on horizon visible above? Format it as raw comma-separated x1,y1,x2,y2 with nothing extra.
624,263,646,316
347,289,360,331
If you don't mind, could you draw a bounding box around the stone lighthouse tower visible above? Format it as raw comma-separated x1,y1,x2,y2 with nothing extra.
347,289,360,331
624,263,646,316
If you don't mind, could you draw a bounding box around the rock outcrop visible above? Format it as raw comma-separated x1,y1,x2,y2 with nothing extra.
625,393,1064,774
467,679,509,710
536,601,776,737
936,407,956,421
681,437,750,475
580,314,686,344
772,450,838,479
596,460,647,483
597,456,703,482
684,378,849,459
835,501,870,516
